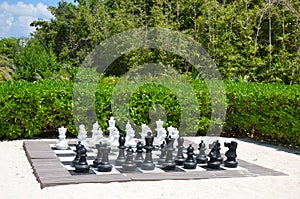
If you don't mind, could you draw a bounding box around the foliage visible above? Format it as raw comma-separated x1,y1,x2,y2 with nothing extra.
224,81,300,146
0,80,74,139
0,78,299,147
0,55,16,82
26,0,300,84
14,39,65,81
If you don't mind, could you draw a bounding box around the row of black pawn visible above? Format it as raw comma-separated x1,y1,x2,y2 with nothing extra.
71,132,238,173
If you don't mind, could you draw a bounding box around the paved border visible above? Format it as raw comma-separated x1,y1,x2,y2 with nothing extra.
23,140,287,188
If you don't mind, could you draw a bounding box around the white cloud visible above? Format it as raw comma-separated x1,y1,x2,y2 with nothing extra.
0,1,53,38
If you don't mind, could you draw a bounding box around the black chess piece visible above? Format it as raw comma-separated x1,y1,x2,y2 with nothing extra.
141,132,155,170
122,146,137,171
75,144,90,173
162,136,176,170
98,146,113,172
115,136,126,166
71,141,82,167
175,136,185,166
93,142,106,167
207,140,222,169
165,134,171,145
196,140,208,164
157,141,167,165
183,144,197,169
224,141,238,168
134,141,144,167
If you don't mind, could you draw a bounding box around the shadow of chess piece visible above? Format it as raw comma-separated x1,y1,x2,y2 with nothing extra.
183,144,197,169
224,141,238,168
207,140,222,169
157,141,167,165
98,146,112,172
134,141,144,167
196,140,208,164
93,142,106,167
122,146,137,171
71,141,82,167
141,132,155,170
115,136,126,166
162,136,176,170
75,144,90,173
175,136,185,166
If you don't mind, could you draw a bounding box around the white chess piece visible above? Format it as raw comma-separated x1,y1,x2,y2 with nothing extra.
125,121,136,146
89,121,104,147
78,124,89,147
55,126,69,150
154,120,167,145
141,124,151,140
111,128,120,147
107,117,119,144
167,126,179,140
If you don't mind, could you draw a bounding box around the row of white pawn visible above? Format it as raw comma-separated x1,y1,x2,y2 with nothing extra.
55,117,179,149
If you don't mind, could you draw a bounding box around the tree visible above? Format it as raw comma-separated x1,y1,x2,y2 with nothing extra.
15,39,60,81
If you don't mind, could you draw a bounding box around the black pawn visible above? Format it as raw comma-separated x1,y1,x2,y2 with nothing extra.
98,146,112,172
162,136,176,170
175,136,185,166
141,132,155,170
207,140,222,169
196,140,208,164
71,141,82,167
93,142,106,167
75,145,90,173
134,141,144,167
115,136,126,166
157,141,167,165
183,144,197,169
122,146,137,171
224,141,238,168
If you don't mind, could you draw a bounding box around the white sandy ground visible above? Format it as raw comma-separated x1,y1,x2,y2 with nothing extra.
0,137,299,199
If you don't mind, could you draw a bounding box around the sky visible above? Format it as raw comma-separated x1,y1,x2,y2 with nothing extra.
0,0,74,38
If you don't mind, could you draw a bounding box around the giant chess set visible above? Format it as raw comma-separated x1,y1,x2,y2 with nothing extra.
54,118,238,173
23,117,287,188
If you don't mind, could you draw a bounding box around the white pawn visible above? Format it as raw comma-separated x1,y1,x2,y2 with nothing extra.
55,126,69,150
89,121,104,147
78,124,89,147
125,121,136,146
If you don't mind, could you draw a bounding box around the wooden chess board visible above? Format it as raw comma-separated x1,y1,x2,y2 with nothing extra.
23,140,287,188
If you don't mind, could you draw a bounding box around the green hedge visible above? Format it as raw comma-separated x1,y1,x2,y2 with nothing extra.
0,79,299,146
224,81,300,146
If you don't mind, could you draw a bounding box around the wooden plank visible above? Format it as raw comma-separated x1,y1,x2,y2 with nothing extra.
238,159,288,176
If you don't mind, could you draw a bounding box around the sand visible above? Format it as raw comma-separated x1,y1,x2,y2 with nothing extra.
0,137,299,199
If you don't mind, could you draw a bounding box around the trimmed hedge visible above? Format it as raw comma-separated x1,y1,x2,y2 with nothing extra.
0,79,299,147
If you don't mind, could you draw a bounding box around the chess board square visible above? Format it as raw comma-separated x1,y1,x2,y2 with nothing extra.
161,166,185,172
137,167,165,173
116,168,142,173
92,167,121,175
69,169,96,175
180,165,207,172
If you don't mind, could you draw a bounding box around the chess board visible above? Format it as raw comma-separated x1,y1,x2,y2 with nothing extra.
23,140,287,188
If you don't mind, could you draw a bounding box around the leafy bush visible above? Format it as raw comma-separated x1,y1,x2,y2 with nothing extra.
0,80,74,139
224,81,300,146
0,78,298,147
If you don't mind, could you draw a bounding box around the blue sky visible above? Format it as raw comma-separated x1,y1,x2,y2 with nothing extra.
0,0,74,38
